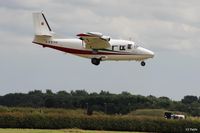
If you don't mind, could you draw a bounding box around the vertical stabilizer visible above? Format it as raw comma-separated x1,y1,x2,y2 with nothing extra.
33,12,53,36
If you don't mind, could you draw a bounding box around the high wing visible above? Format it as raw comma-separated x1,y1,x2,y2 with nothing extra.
77,32,111,49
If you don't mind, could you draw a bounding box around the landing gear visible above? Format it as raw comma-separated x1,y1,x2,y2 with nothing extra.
141,61,145,66
91,58,101,65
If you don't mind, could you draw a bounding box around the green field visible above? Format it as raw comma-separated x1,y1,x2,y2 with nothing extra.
0,129,143,133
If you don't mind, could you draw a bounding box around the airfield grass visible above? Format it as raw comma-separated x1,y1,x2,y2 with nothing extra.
0,129,144,133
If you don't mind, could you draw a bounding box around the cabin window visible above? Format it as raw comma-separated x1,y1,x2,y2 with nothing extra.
119,45,126,50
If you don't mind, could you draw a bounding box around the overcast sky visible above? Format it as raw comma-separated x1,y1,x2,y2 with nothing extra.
0,0,200,100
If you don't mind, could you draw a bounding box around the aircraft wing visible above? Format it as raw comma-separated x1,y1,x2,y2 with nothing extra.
77,32,111,49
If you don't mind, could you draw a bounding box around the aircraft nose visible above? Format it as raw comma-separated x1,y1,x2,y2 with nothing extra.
140,47,154,58
147,50,154,58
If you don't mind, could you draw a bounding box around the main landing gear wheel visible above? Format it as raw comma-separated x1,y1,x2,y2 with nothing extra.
141,61,146,66
91,58,101,65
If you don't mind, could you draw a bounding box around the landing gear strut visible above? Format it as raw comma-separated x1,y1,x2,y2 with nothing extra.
141,61,145,66
91,58,101,65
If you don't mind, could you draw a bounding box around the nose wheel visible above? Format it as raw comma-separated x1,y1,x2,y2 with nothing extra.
141,61,145,66
91,58,101,65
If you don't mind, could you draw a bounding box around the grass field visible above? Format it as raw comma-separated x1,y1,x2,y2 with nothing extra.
0,129,144,133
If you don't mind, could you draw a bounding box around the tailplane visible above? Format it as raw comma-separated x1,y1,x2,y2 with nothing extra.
32,12,53,37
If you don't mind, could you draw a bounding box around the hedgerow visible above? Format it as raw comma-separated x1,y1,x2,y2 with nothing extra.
0,109,199,133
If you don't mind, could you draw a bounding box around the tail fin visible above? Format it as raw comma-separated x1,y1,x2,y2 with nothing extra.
32,12,53,37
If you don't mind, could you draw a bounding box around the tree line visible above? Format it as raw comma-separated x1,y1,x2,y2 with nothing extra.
0,90,200,116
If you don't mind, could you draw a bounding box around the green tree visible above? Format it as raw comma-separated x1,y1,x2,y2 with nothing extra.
71,90,88,96
46,89,53,95
181,95,198,104
57,90,70,96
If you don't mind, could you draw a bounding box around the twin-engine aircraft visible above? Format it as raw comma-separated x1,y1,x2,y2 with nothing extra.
32,12,154,66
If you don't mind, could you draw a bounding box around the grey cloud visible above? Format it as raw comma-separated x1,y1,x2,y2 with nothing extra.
0,0,200,100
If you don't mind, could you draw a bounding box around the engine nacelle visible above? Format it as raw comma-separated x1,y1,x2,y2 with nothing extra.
101,35,110,41
87,32,102,37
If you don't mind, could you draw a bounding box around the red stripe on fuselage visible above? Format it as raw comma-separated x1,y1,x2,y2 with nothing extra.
32,42,136,55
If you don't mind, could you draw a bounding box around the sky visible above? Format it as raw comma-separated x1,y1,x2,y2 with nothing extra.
0,0,200,100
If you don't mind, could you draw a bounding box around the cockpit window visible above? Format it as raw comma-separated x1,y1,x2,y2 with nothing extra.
127,44,132,49
134,44,139,49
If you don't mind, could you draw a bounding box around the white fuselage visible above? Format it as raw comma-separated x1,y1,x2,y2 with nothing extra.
33,37,154,61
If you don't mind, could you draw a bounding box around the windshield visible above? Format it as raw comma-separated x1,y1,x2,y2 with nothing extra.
134,44,139,49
